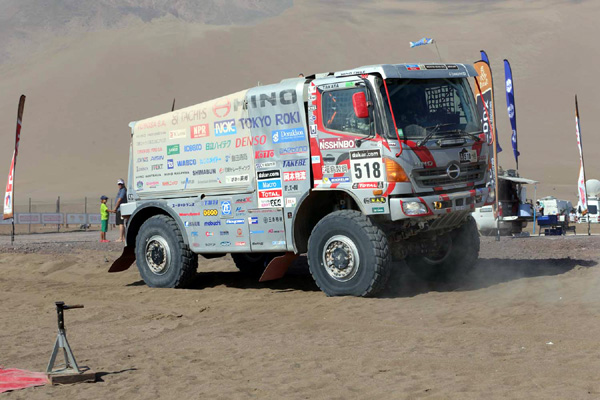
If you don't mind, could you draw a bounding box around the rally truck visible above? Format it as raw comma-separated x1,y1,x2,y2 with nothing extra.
111,63,492,297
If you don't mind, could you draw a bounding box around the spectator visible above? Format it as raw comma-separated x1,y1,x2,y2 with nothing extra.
535,201,544,217
110,179,128,242
100,195,109,243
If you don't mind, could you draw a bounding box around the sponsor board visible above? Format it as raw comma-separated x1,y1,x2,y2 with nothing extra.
272,128,305,144
169,129,186,140
214,119,237,136
322,165,349,175
190,124,209,138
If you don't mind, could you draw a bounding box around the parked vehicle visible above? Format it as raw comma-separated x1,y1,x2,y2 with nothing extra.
473,169,537,236
111,62,492,296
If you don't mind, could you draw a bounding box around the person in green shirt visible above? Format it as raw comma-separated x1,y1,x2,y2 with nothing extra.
100,196,109,243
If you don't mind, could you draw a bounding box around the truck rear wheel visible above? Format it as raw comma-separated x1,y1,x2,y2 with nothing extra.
231,253,278,276
405,216,480,282
135,215,197,288
307,210,391,297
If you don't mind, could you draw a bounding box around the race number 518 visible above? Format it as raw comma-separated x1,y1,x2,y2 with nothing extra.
352,160,383,182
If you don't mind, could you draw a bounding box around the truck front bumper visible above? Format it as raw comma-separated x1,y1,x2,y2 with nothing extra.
389,186,490,221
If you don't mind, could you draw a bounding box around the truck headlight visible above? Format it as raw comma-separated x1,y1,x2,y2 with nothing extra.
402,200,429,216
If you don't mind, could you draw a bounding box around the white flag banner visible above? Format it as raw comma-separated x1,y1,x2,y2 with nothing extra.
575,96,588,211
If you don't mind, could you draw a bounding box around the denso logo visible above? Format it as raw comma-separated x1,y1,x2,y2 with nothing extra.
190,124,209,139
235,135,266,148
184,144,203,152
319,138,356,150
255,150,274,159
214,119,237,136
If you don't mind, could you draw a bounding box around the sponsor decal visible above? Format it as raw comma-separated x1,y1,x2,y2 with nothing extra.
137,119,167,130
239,90,297,111
147,181,159,188
258,189,283,199
167,144,180,155
236,228,243,236
220,241,232,247
204,220,222,226
311,155,320,164
256,161,276,169
235,241,246,246
322,165,349,174
206,243,217,247
251,241,264,246
185,221,201,227
206,232,214,237
259,198,282,208
226,154,248,163
136,147,163,154
221,201,232,216
350,149,381,160
272,240,286,246
406,64,421,71
204,200,218,206
136,181,143,190
322,176,350,183
193,168,217,176
184,144,203,152
167,159,174,169
283,171,307,181
284,184,300,192
319,138,356,150
310,125,318,137
372,207,385,213
250,231,264,236
249,217,259,224
262,216,283,223
162,181,177,186
238,116,272,129
274,111,301,125
226,219,244,225
255,150,275,159
150,155,164,161
213,98,231,118
178,212,201,217
226,174,249,184
214,119,237,136
352,182,385,189
203,209,218,216
206,140,231,150
364,197,386,204
136,157,149,163
268,228,285,234
190,124,210,138
424,64,447,70
192,242,201,247
171,108,208,125
279,145,308,155
350,149,383,182
220,231,229,236
285,198,297,208
283,159,307,168
459,148,477,164
176,159,197,167
235,196,252,204
169,129,186,140
191,231,199,236
234,207,245,216
235,135,266,148
151,164,163,171
272,128,305,144
257,170,281,180
258,179,282,190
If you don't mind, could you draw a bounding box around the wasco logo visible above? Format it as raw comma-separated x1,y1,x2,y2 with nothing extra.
190,124,209,138
203,209,218,216
214,119,237,136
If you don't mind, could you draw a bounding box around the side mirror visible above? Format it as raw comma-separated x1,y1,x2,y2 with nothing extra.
352,92,369,119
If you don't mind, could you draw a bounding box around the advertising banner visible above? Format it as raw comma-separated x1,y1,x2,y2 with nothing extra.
17,213,41,224
504,59,520,165
3,95,26,219
575,96,588,211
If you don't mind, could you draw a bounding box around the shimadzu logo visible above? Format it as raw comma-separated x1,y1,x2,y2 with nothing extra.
167,144,180,155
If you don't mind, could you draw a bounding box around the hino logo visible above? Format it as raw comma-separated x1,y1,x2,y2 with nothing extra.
446,163,461,180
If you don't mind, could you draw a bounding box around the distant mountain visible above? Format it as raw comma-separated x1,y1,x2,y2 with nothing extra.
0,0,292,63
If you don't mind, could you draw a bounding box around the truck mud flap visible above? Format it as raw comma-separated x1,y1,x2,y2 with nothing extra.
259,252,299,282
108,246,136,273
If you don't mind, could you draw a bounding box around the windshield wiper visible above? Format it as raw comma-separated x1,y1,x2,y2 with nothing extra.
437,129,482,142
416,123,453,147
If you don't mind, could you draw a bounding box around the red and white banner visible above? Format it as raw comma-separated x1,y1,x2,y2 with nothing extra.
3,95,25,220
575,96,588,211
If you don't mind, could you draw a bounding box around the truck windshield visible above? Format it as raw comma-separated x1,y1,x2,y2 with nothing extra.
384,78,481,140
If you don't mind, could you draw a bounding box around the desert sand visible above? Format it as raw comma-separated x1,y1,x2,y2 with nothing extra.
1,231,600,399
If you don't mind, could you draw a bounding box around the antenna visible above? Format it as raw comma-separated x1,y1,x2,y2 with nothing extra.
171,98,176,112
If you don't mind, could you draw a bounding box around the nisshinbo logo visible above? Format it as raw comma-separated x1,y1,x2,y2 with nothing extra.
214,119,237,136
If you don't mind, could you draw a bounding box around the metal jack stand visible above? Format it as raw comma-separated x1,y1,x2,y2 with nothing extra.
46,301,96,384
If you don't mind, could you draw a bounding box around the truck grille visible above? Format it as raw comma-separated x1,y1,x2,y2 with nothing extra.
413,162,486,188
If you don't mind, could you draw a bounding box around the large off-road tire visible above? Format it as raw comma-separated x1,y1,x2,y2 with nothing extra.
231,253,278,276
135,215,197,288
307,210,391,297
406,216,480,282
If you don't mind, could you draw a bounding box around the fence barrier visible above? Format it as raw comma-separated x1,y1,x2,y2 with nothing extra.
1,213,116,225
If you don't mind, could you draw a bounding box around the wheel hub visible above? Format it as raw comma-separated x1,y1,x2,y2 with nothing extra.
145,235,171,275
322,235,360,282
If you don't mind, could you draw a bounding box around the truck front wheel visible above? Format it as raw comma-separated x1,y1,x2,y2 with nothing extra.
405,216,480,282
308,210,391,297
135,215,197,288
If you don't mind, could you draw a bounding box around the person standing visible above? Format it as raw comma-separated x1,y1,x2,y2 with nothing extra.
100,195,109,243
110,179,128,242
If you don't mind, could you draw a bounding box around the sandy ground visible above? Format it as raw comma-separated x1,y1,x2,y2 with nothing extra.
0,231,599,399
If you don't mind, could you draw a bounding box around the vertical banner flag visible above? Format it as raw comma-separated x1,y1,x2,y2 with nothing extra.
473,60,501,152
3,95,25,220
480,50,489,64
504,59,520,165
575,95,587,211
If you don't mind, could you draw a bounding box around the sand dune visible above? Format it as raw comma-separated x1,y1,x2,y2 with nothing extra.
0,0,598,204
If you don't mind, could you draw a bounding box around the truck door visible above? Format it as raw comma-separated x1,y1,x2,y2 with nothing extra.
308,78,386,199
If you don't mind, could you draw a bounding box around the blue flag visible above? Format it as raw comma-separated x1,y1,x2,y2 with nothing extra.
504,59,520,164
480,50,489,64
410,38,433,48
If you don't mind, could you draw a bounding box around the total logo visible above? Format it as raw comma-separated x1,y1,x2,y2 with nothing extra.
221,201,232,216
214,119,237,136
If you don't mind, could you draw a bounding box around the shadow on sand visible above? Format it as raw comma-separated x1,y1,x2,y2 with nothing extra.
127,256,597,298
